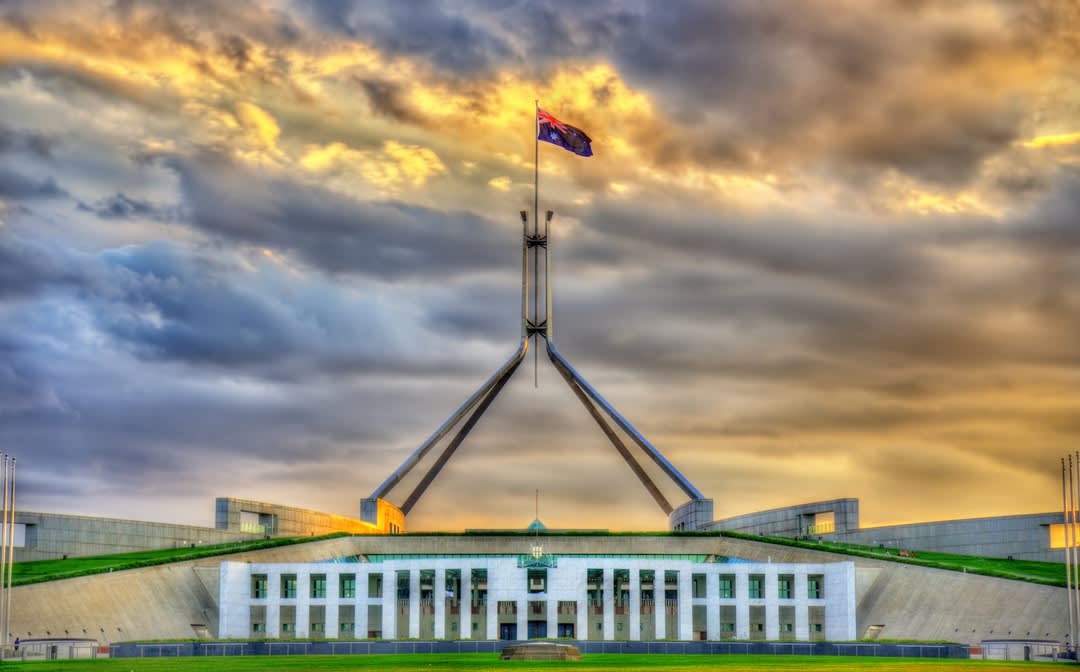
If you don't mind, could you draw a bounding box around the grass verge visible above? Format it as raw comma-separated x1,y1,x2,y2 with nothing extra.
9,653,1074,672
12,533,349,586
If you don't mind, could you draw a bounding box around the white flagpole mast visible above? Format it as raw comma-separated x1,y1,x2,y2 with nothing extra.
0,455,6,655
533,99,540,388
3,457,12,652
1064,457,1075,653
1073,451,1080,653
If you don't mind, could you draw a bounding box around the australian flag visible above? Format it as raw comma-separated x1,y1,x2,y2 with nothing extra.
537,109,593,157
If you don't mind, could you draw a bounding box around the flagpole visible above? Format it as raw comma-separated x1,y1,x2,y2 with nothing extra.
1065,458,1076,652
0,455,6,655
3,457,12,652
533,99,540,388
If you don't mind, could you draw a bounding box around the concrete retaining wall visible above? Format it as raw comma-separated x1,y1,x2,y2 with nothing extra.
14,511,255,562
835,513,1063,562
9,534,1070,647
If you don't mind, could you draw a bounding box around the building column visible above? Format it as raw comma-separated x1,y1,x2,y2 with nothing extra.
517,598,527,641
654,568,666,640
547,596,558,640
356,570,368,640
460,565,472,640
326,569,340,638
382,571,397,640
602,568,615,641
577,571,589,642
677,569,692,641
409,569,421,639
735,571,750,640
296,567,311,638
706,572,720,641
629,568,641,641
267,569,282,637
434,568,447,639
825,562,857,641
764,569,779,640
794,572,809,641
486,590,498,642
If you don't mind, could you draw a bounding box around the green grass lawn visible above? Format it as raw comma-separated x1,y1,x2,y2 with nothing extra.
719,531,1067,586
10,654,1074,672
11,533,348,586
12,529,1066,588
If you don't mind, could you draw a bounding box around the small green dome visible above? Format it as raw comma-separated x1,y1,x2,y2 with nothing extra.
527,518,546,531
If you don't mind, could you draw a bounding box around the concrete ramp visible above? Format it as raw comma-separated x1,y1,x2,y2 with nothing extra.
10,536,363,643
9,534,1069,646
710,537,1067,644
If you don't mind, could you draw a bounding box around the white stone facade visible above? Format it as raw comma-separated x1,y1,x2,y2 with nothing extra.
219,556,855,642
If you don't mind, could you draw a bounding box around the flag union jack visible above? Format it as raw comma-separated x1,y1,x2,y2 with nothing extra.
537,108,593,157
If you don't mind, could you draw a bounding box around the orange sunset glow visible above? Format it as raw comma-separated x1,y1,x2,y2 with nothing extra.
1,1,1078,531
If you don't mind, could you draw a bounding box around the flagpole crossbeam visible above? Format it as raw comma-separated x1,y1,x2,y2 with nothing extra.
368,109,710,531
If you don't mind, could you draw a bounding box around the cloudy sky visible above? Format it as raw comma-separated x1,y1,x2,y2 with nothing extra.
1,0,1078,532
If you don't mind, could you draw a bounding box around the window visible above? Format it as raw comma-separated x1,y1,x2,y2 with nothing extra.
527,569,547,594
281,575,297,599
341,574,356,599
718,575,734,599
749,574,764,599
812,623,823,632
778,574,793,599
251,575,268,599
340,622,354,632
368,574,383,598
783,623,793,632
722,623,735,632
311,574,327,599
311,622,324,632
808,575,824,599
691,573,706,598
281,622,294,632
252,622,264,633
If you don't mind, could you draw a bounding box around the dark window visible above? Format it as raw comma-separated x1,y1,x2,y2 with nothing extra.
281,575,297,599
311,574,327,599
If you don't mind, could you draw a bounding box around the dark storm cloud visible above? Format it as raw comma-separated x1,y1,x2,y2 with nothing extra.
76,192,179,221
544,174,1080,389
1012,168,1080,253
0,124,55,158
291,0,1055,186
0,167,66,200
108,0,304,48
0,233,88,299
165,151,516,280
218,33,253,71
87,241,470,378
577,199,938,294
354,78,429,126
295,0,514,74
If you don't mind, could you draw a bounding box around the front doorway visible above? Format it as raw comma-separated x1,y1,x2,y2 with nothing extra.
500,623,518,640
528,620,548,639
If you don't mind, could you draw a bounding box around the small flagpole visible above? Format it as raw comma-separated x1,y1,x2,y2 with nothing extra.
533,99,540,388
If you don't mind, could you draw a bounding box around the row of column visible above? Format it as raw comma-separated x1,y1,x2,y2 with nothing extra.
234,564,833,641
